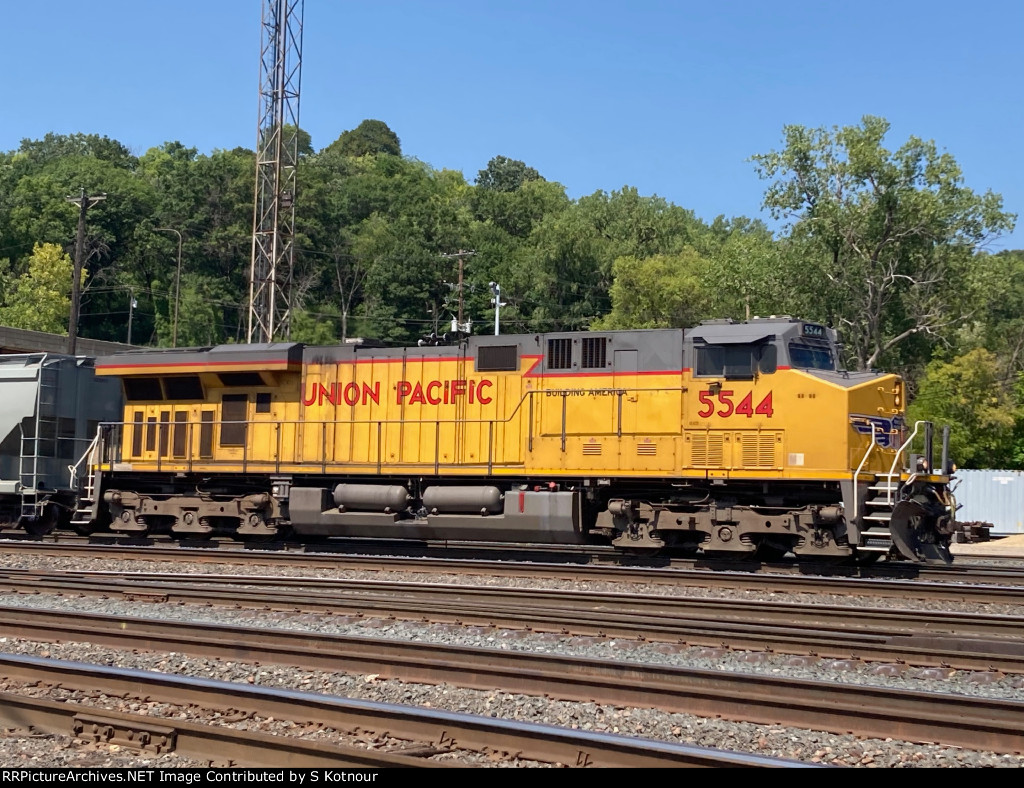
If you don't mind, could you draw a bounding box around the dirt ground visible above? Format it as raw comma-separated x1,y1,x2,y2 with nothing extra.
952,532,1024,556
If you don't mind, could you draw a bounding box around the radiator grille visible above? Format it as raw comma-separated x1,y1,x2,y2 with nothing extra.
741,433,778,467
690,434,724,467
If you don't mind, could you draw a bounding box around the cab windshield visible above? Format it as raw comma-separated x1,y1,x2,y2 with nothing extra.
788,342,835,370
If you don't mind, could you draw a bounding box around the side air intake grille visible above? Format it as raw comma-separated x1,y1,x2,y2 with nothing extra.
690,434,724,467
740,432,779,468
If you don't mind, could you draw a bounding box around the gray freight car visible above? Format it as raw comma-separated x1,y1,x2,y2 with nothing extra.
0,354,122,534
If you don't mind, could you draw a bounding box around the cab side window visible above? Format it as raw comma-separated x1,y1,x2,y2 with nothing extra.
695,343,777,379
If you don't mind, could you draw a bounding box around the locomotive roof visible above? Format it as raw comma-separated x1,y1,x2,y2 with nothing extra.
94,342,303,375
91,318,834,376
690,317,832,344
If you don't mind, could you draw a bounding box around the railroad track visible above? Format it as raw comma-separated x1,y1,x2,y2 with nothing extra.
0,653,803,768
5,539,1024,598
3,607,1024,756
3,568,1024,673
6,531,1024,577
5,552,1024,766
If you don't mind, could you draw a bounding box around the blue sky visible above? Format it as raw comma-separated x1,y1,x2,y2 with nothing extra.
3,0,1022,250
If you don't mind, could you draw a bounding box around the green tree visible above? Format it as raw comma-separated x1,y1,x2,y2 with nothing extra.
299,150,474,344
0,242,80,333
908,348,1021,469
324,120,401,158
515,187,710,331
1,138,160,344
14,133,135,170
701,224,810,321
471,177,567,239
752,116,1016,372
592,249,712,329
957,249,1024,374
476,156,543,192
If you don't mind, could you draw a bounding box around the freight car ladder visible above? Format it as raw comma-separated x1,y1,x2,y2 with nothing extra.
18,358,58,522
858,473,901,557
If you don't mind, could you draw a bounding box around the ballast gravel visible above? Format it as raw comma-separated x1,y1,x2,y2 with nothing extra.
1,551,1023,768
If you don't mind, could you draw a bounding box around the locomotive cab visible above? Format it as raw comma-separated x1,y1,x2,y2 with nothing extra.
660,317,955,563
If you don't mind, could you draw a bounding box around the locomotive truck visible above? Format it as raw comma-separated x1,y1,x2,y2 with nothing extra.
62,317,956,564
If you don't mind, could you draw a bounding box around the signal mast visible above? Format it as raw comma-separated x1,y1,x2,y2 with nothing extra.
247,0,304,343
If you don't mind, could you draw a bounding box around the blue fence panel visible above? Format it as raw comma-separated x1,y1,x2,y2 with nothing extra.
954,469,1024,535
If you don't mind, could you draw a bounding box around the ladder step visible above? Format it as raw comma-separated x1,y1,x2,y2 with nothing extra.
863,513,892,522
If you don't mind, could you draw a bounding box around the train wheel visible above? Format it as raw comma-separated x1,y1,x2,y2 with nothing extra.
754,538,795,562
19,504,57,537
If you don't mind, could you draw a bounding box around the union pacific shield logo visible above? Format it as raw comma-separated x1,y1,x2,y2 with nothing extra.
850,414,905,449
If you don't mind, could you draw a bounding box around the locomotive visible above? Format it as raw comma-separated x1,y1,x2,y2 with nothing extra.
57,316,957,564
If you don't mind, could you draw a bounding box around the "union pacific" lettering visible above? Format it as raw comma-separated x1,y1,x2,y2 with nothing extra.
304,379,493,407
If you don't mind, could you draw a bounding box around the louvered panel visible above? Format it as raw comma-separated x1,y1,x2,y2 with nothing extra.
636,443,657,456
740,432,779,468
690,434,724,467
582,443,602,455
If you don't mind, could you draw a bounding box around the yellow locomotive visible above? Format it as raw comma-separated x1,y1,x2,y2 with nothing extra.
75,317,957,563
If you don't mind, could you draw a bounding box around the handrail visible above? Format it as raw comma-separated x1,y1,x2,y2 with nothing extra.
886,420,925,506
68,427,103,491
96,383,693,473
851,421,878,521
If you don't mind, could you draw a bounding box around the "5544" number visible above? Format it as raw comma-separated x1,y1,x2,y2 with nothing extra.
697,390,774,418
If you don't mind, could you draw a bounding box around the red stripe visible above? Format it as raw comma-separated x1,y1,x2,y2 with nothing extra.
96,358,293,371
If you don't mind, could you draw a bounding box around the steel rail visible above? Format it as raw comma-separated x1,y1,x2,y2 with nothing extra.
3,613,1024,756
4,538,1024,596
4,573,1024,676
0,693,460,768
3,569,1023,647
0,654,808,768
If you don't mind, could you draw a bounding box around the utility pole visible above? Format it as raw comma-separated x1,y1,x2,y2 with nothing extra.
155,228,183,346
65,188,106,355
441,250,475,335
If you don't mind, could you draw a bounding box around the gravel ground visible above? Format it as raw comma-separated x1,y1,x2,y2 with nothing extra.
1,550,1024,768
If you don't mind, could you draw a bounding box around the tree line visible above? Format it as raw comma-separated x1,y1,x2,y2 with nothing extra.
0,116,1019,468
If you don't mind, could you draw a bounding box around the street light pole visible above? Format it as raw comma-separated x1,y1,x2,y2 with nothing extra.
155,228,183,347
489,281,506,336
127,288,136,344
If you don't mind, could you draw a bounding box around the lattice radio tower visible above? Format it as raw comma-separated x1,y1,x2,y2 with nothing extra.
247,0,304,343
